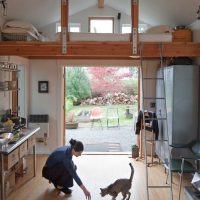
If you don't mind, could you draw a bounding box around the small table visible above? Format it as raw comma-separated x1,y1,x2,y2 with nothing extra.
184,186,200,200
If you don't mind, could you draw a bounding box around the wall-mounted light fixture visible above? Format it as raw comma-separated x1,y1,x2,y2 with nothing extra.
0,0,7,16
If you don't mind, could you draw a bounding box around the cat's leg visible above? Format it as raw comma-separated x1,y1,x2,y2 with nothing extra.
112,192,118,200
121,192,127,200
126,191,131,200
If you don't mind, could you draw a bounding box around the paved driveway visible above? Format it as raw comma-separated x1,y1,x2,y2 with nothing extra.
65,125,136,152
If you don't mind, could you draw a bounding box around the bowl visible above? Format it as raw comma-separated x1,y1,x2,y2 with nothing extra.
0,133,14,146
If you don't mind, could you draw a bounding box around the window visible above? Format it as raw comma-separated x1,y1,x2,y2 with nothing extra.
56,22,61,33
89,17,114,33
121,23,148,33
56,22,81,33
69,23,81,32
122,24,131,33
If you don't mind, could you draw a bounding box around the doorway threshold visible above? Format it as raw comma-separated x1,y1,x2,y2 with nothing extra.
83,151,131,155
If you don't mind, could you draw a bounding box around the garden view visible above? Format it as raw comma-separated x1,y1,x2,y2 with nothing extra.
65,66,138,128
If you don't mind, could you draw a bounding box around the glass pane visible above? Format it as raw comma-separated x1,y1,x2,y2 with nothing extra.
122,25,131,33
70,27,80,32
90,19,113,33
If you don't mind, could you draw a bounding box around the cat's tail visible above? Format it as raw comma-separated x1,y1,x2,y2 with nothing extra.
129,163,134,182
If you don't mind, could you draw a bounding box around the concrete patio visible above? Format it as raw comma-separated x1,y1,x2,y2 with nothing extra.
65,125,136,153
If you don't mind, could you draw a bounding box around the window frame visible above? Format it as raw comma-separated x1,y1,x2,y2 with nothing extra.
121,23,148,33
56,22,81,33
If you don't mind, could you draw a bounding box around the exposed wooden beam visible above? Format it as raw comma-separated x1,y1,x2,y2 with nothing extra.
131,0,139,55
61,0,68,54
0,42,199,59
98,0,104,8
141,42,200,58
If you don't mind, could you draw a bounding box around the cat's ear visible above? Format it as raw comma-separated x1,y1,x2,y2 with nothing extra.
100,188,103,191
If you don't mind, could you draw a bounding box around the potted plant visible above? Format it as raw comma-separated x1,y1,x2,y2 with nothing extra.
66,111,79,129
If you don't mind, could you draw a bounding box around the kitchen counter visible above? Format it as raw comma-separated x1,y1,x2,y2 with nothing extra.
0,127,40,200
0,127,40,154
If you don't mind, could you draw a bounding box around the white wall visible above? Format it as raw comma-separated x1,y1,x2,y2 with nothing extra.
69,5,131,33
29,60,64,153
39,5,131,41
39,22,57,42
141,60,160,111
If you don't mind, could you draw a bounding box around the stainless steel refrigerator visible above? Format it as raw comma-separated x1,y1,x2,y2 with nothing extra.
155,65,199,161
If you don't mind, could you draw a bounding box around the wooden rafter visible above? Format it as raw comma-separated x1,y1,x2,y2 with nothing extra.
98,0,104,8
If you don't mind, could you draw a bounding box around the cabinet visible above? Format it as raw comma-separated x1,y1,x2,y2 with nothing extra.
0,128,39,200
172,29,192,42
0,62,19,115
156,65,199,161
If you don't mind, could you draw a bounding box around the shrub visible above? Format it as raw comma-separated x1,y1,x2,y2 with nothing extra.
66,67,91,102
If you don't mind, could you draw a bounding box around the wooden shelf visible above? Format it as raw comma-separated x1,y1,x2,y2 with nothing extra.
0,89,19,92
0,68,19,72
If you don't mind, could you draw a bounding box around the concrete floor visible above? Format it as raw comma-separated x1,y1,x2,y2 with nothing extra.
66,125,136,152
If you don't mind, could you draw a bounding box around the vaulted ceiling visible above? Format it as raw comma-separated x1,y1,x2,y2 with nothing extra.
1,0,199,28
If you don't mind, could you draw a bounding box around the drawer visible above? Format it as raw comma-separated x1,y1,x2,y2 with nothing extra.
4,148,19,170
19,141,28,158
5,171,15,196
27,135,35,149
172,29,192,42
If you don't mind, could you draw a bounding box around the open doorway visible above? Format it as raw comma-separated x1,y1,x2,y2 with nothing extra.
64,66,139,153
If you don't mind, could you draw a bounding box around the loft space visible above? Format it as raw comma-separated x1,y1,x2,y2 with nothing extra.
0,0,199,59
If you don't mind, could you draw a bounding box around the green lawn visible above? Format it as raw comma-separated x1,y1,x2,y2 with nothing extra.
66,104,138,127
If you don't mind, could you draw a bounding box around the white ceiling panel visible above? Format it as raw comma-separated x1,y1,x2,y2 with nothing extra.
0,0,199,28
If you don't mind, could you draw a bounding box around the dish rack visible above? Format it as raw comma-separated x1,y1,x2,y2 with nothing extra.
1,33,36,41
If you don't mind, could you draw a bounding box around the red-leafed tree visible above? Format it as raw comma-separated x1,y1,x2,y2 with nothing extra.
88,67,132,96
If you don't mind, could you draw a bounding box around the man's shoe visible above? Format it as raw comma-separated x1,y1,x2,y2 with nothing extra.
61,188,72,195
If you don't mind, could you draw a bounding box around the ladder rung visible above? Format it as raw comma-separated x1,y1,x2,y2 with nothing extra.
144,117,167,120
146,161,159,165
144,97,165,99
148,185,171,189
146,161,166,166
145,139,168,142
